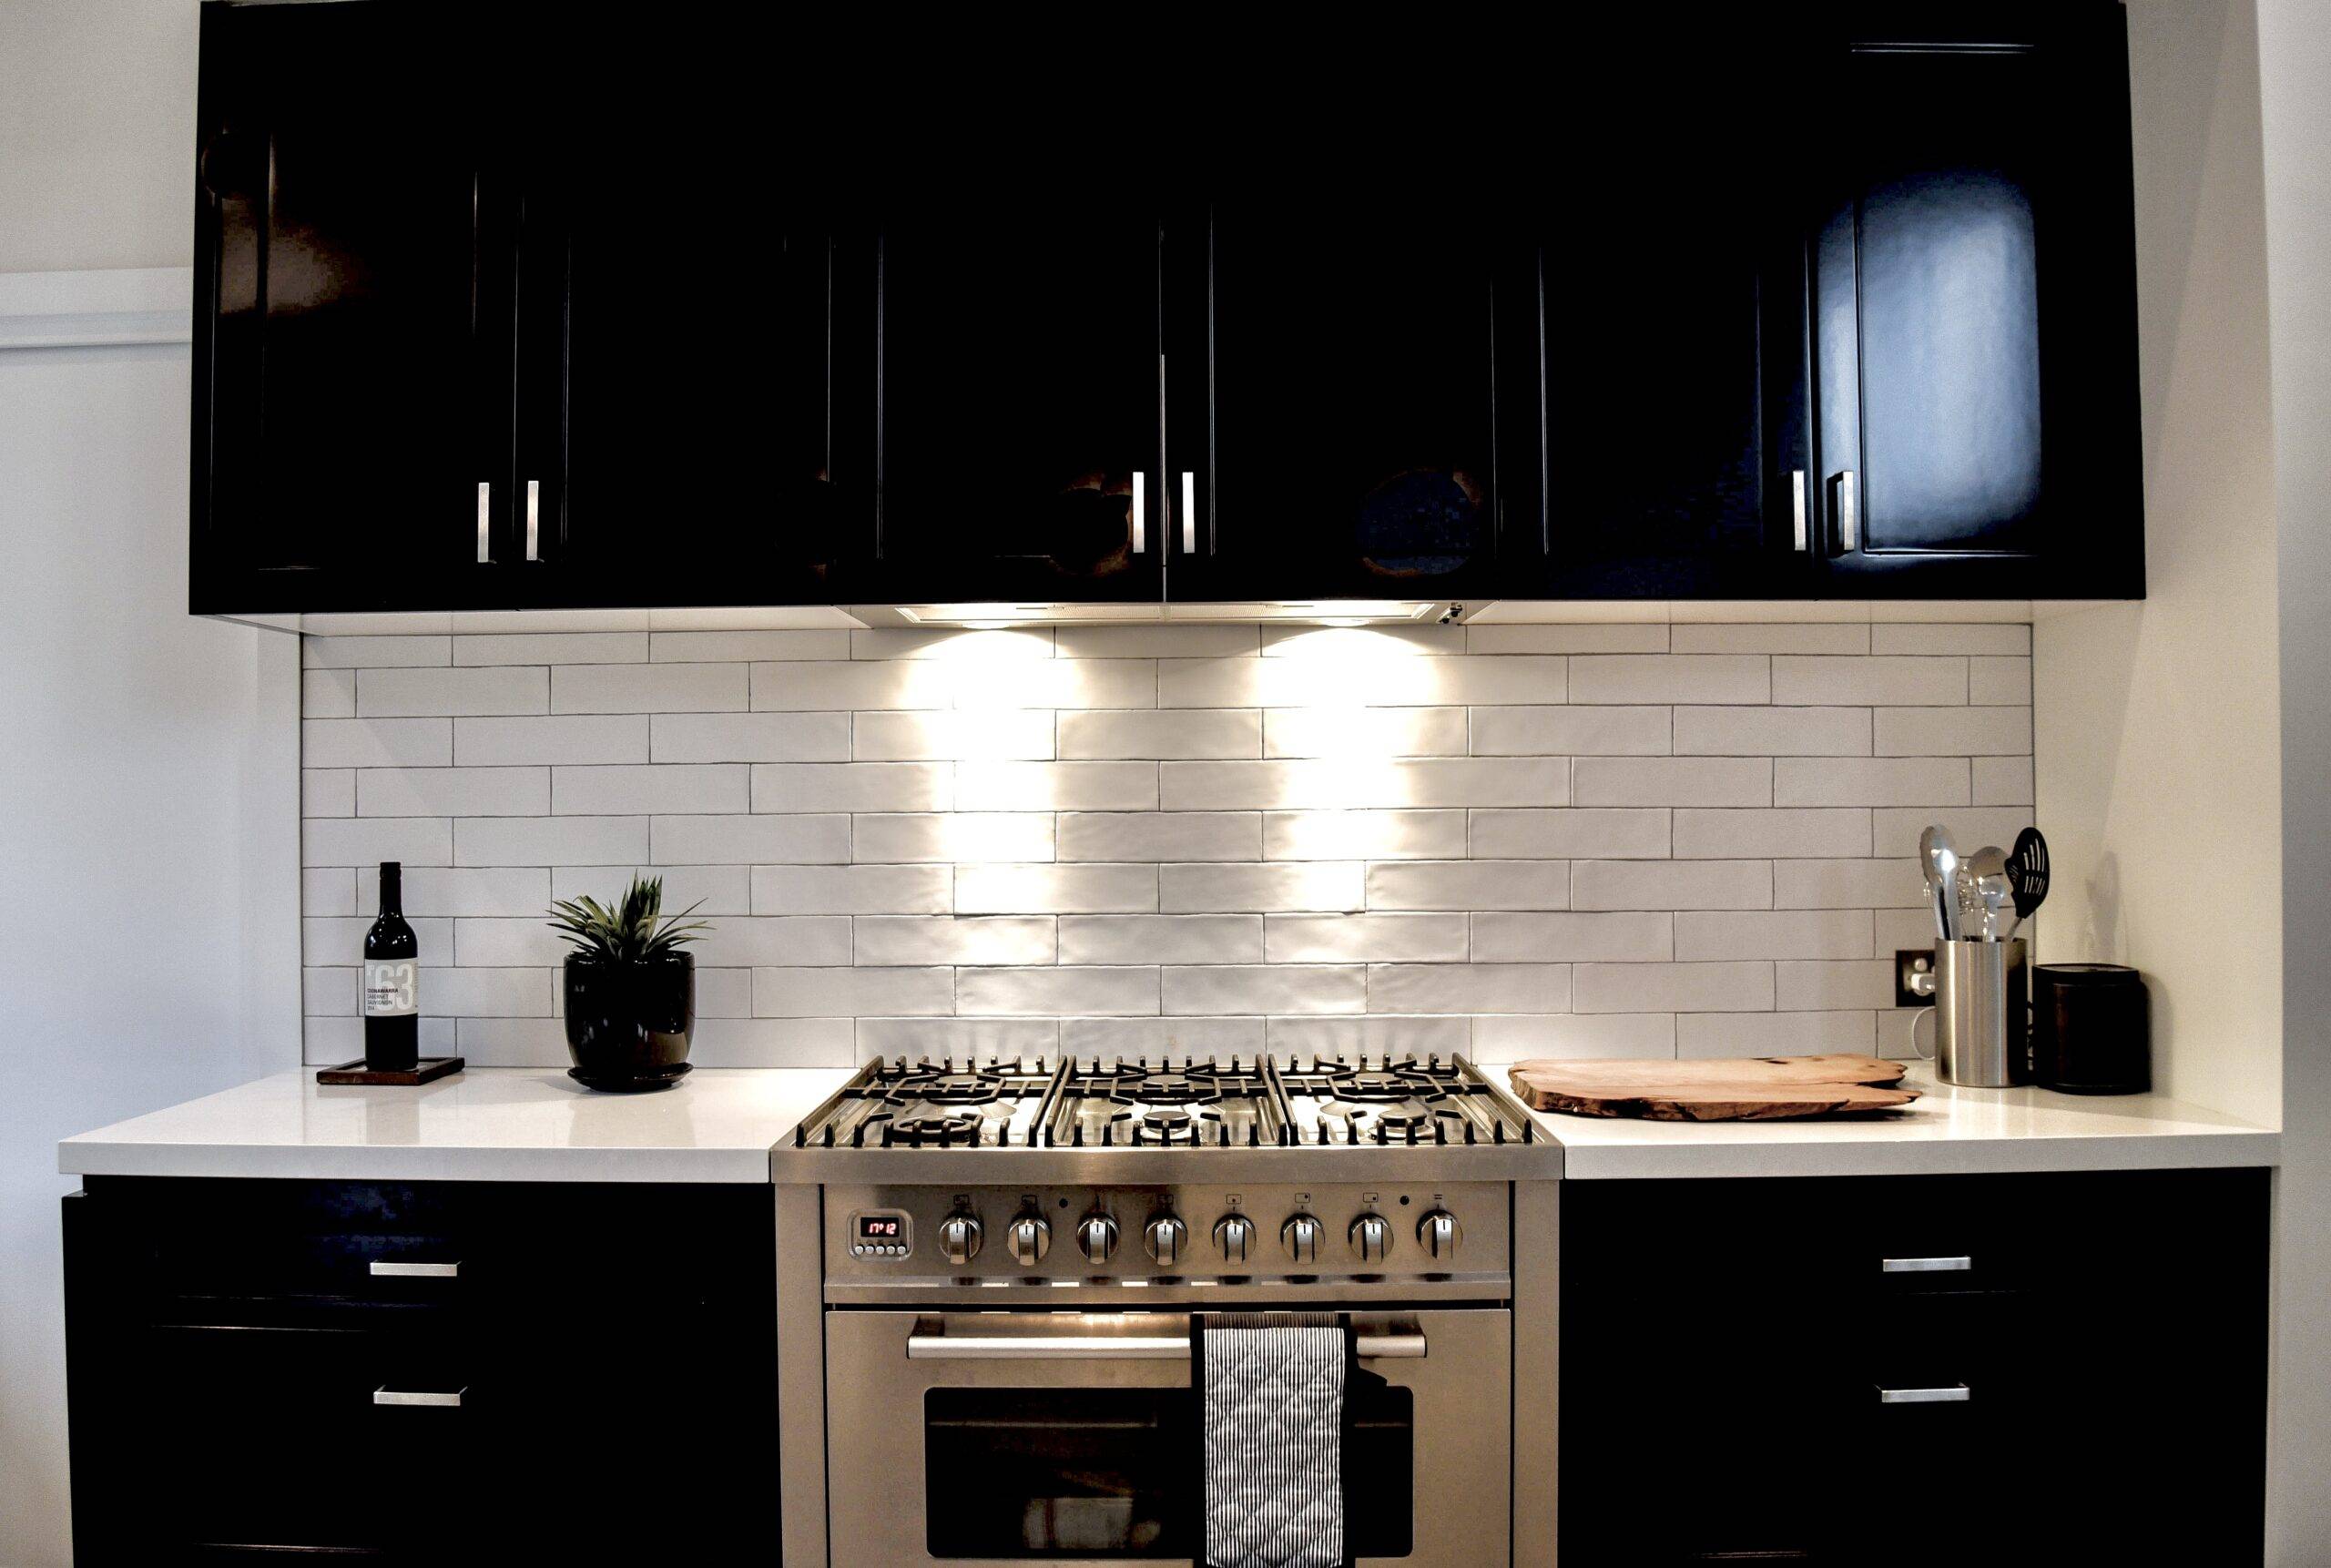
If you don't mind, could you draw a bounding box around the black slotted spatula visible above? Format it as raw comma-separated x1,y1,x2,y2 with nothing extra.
2010,826,2050,921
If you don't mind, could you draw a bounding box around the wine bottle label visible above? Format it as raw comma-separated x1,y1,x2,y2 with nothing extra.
362,961,418,1018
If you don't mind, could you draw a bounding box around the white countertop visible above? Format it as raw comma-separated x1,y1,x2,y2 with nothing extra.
59,1062,2279,1187
57,1066,854,1185
1512,1063,2281,1180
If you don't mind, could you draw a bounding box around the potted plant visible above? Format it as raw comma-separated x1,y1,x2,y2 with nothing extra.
548,875,710,1093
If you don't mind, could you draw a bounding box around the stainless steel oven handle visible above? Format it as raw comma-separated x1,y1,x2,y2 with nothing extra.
905,1328,1428,1360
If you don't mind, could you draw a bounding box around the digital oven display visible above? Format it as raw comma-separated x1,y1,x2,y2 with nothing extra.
856,1216,904,1242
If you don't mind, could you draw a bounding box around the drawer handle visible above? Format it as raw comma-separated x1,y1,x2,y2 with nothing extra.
1878,1384,1970,1406
1880,1257,1971,1274
370,1260,460,1278
374,1387,463,1409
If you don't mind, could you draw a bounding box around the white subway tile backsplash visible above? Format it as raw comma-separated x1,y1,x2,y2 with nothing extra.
305,718,453,769
1772,657,1966,707
1166,965,1366,1015
855,916,1058,967
359,767,549,818
1061,811,1260,862
1266,809,1468,860
961,967,1159,1017
1265,708,1467,759
301,622,2031,1062
1469,706,1672,758
553,662,748,714
751,762,952,812
855,812,1056,864
1366,860,1568,911
1569,655,1767,705
1164,759,1566,810
1570,859,1769,911
1469,809,1669,860
1674,706,1870,757
455,815,647,868
1060,709,1260,760
461,715,651,765
1471,911,1672,963
1872,706,2031,756
754,864,952,916
954,762,1157,811
1160,862,1364,913
1369,963,1570,1014
1061,915,1262,966
358,666,547,718
1573,756,1770,807
550,764,748,816
1265,913,1471,963
955,863,1157,914
303,668,357,718
651,813,849,865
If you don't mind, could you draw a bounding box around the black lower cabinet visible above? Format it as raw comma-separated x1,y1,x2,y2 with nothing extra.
1557,1167,2269,1564
63,1177,777,1565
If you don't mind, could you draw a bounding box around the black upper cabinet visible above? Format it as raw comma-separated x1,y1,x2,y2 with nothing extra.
1166,179,1530,604
1536,31,1811,598
192,2,518,614
843,178,1165,606
1807,3,2143,596
512,46,836,608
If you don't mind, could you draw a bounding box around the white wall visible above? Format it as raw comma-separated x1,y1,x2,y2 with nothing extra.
2255,0,2331,1553
2033,0,2282,1125
0,317,300,1566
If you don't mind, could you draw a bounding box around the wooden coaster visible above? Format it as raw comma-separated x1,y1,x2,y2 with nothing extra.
316,1056,465,1086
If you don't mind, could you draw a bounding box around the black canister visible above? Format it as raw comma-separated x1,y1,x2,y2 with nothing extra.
2031,963,2150,1095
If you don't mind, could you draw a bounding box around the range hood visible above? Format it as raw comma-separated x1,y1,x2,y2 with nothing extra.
845,600,1463,628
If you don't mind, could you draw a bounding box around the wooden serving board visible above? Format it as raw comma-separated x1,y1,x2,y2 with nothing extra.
1508,1054,1918,1122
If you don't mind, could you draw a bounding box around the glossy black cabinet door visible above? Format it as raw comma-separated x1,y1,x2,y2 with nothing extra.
513,51,840,609
1534,32,1811,598
1809,3,2143,596
1167,183,1524,605
191,3,517,615
844,185,1164,607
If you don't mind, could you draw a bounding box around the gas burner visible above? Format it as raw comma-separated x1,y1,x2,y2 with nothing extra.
884,1070,1009,1106
887,1112,986,1145
1131,1107,1201,1146
1319,1064,1453,1101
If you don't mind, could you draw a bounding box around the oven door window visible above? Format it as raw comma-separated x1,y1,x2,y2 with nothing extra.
921,1375,1414,1560
925,1388,1195,1558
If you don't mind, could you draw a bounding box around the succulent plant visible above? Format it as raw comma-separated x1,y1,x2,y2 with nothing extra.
547,874,710,963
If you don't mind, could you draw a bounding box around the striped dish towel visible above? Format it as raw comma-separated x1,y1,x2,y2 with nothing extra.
1201,1312,1347,1568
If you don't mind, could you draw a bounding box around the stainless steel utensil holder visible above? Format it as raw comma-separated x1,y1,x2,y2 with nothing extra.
1932,937,2029,1087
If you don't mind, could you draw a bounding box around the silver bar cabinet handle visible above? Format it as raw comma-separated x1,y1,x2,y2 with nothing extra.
524,479,539,562
370,1260,460,1279
1131,472,1146,554
1791,469,1808,552
475,481,492,564
906,1329,1426,1361
1878,1384,1970,1406
1181,470,1196,555
374,1387,464,1408
1881,1256,1971,1275
1835,469,1858,551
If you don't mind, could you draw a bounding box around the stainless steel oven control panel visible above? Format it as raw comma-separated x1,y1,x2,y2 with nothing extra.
821,1182,1511,1292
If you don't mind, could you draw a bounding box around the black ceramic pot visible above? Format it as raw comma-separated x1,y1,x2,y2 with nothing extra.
562,952,695,1093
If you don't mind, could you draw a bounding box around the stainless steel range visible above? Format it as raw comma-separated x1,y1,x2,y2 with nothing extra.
769,1052,1561,1567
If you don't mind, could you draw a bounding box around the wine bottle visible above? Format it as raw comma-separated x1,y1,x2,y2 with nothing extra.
361,860,420,1071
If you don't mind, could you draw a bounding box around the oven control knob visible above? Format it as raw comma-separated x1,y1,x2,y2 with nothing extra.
938,1214,982,1266
1213,1214,1257,1264
1144,1215,1188,1266
1281,1214,1324,1265
1418,1209,1462,1262
1007,1213,1052,1267
1349,1213,1393,1264
1077,1213,1120,1265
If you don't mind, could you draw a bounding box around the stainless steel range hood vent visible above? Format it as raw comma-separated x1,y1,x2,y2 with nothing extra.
847,600,1461,628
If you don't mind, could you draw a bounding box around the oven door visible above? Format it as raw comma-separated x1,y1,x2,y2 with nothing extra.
825,1308,1511,1567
